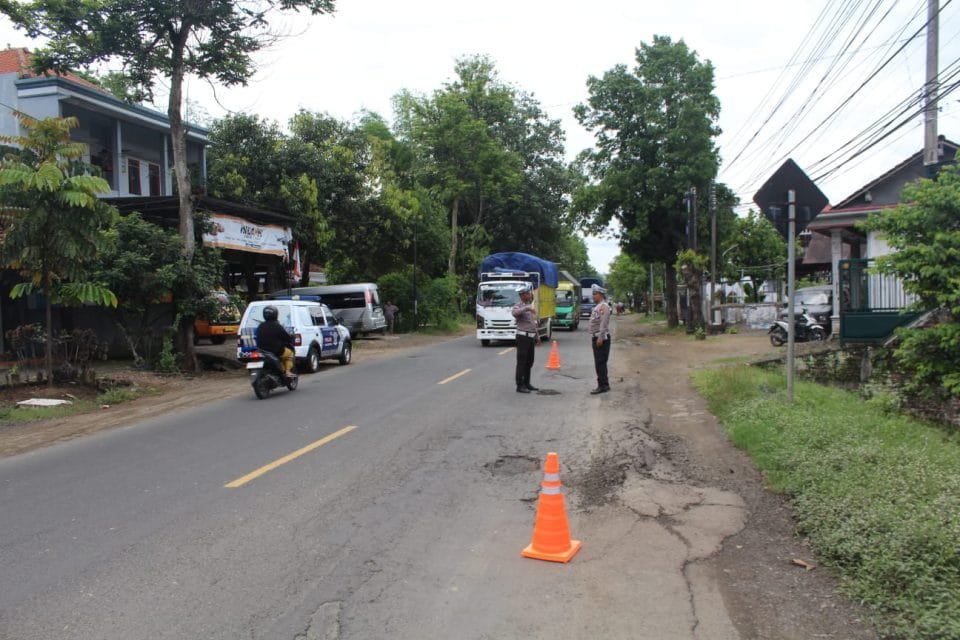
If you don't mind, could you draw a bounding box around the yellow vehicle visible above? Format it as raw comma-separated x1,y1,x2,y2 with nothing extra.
193,291,241,344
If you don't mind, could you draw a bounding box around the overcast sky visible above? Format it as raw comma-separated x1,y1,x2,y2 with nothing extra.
2,0,958,273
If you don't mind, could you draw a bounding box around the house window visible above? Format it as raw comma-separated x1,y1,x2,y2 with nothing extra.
127,158,141,195
148,163,161,196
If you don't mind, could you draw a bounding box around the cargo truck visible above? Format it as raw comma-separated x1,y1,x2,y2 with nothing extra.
476,252,558,346
552,270,580,330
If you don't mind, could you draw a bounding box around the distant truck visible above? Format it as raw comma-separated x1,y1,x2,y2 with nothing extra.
579,276,604,319
552,270,580,331
476,252,558,346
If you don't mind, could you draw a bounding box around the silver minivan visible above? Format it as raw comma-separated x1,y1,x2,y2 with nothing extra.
285,283,388,336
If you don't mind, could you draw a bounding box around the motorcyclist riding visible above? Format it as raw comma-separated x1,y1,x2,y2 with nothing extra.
255,305,296,379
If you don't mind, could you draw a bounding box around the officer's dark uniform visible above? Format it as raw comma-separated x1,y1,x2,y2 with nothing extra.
511,286,540,393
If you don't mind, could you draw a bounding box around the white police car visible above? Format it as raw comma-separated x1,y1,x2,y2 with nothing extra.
236,297,352,373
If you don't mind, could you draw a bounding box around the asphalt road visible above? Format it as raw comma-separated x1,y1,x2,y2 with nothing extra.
0,323,745,639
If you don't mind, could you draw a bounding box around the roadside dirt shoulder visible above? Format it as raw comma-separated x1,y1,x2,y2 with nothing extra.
611,320,878,639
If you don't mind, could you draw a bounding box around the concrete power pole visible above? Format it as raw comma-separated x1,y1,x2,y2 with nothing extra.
709,183,717,326
924,0,940,167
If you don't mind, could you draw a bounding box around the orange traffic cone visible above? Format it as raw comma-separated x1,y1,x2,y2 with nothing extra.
545,340,561,370
522,452,581,563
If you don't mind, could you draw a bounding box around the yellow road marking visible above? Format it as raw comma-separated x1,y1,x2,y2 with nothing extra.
438,368,471,385
498,347,514,355
225,425,356,488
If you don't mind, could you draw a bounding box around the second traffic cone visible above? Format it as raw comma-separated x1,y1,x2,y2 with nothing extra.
522,452,581,563
545,340,561,370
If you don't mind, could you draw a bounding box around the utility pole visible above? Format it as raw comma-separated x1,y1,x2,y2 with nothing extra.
923,0,940,167
413,216,419,327
648,263,655,316
787,189,797,403
685,187,697,250
709,183,717,325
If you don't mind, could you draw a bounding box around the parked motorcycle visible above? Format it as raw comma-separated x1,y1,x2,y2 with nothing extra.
768,310,827,347
247,350,298,399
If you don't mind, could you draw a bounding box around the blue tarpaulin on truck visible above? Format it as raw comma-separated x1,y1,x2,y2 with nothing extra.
479,252,559,288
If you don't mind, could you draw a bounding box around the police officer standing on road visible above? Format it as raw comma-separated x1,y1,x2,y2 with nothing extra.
512,284,540,393
588,285,612,394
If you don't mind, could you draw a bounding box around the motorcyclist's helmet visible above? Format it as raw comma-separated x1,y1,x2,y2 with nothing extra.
262,305,279,321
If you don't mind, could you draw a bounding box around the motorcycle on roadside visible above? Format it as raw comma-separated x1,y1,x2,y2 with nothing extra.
246,350,298,399
768,309,827,347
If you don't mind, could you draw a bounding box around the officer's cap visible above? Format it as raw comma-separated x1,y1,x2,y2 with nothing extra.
591,285,606,295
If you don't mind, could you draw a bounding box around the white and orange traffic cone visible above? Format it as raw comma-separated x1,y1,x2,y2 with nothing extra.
545,340,561,370
522,452,581,563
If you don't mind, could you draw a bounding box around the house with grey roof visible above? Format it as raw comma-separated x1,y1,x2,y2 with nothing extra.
805,136,958,342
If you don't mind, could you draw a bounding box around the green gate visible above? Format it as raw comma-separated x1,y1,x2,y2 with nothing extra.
839,259,921,344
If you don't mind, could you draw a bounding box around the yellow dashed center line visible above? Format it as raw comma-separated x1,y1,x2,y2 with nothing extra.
498,347,514,355
225,425,357,488
438,368,471,385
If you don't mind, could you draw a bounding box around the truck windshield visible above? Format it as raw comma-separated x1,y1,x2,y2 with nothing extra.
555,290,575,305
478,284,523,307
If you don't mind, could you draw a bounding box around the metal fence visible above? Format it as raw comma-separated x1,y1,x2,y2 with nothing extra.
839,258,917,312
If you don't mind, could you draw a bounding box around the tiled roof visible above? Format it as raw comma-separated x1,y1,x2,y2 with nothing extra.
0,47,103,91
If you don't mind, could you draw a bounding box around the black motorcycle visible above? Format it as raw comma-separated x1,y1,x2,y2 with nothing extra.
247,350,298,399
768,310,827,347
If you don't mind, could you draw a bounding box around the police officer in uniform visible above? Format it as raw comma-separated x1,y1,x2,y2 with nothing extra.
511,284,540,393
588,285,612,394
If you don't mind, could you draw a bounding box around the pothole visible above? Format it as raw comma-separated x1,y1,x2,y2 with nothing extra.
485,455,541,476
570,454,629,508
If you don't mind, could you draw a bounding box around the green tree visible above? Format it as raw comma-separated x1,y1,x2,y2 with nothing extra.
207,111,400,288
92,212,223,369
394,56,524,275
863,163,960,396
573,36,721,328
730,210,787,303
207,112,330,295
606,253,648,311
556,234,594,282
0,112,117,385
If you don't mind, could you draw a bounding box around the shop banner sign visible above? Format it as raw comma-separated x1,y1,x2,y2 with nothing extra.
202,213,292,257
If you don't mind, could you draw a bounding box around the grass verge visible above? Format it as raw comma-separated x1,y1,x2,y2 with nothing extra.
0,384,151,423
692,364,960,640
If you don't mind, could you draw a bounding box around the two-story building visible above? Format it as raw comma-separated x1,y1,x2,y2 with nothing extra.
0,47,208,198
0,47,295,354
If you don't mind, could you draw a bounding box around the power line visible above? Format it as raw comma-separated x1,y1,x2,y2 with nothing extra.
732,0,932,192
728,0,956,201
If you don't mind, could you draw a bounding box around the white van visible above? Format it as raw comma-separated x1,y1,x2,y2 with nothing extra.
236,299,352,373
284,283,387,336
